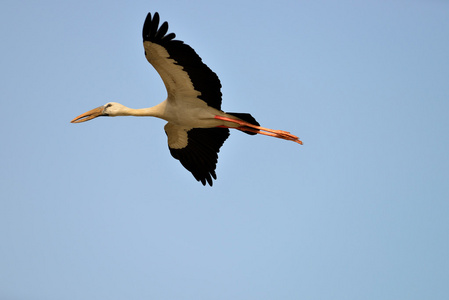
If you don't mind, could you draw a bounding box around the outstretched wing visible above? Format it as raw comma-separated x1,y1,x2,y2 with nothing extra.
164,123,230,186
142,12,223,110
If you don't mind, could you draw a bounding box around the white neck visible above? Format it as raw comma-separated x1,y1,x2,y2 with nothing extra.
118,101,167,120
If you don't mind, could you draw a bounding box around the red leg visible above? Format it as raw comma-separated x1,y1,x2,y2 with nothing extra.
215,115,303,145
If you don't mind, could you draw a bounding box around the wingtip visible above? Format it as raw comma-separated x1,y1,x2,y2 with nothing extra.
143,11,176,43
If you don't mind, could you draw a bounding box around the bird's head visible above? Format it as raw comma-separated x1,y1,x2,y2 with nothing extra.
70,102,127,123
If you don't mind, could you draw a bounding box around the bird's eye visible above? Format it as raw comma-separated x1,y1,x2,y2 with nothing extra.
105,103,112,108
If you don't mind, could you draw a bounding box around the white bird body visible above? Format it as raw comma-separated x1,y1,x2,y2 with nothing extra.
71,12,302,186
103,101,235,128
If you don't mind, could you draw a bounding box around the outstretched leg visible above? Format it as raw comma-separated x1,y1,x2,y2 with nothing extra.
214,115,303,145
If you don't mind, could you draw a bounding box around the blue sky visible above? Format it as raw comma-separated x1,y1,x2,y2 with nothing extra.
1,0,448,299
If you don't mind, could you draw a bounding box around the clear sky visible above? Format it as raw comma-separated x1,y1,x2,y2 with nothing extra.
1,0,448,299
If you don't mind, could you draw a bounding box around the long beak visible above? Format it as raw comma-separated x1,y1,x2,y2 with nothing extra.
71,106,105,123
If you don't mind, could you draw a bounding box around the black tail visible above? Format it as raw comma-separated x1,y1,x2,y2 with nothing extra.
226,112,260,135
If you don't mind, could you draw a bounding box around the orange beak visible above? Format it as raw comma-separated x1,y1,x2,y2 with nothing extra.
71,106,105,123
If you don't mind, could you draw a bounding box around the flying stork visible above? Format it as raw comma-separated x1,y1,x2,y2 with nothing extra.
71,12,302,186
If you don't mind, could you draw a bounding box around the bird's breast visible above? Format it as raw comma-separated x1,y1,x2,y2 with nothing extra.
164,99,223,128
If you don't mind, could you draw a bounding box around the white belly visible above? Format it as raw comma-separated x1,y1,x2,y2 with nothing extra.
164,97,236,129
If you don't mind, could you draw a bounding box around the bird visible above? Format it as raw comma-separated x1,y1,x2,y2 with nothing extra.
71,12,302,186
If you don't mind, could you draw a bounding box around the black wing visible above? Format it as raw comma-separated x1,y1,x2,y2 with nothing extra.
164,123,230,186
142,12,223,110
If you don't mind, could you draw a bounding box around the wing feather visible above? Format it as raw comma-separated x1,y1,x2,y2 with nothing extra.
164,123,230,186
142,12,223,110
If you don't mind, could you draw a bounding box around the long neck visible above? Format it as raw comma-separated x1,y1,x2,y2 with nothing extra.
120,101,167,120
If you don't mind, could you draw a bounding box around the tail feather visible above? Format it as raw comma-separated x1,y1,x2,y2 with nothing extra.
226,112,260,135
